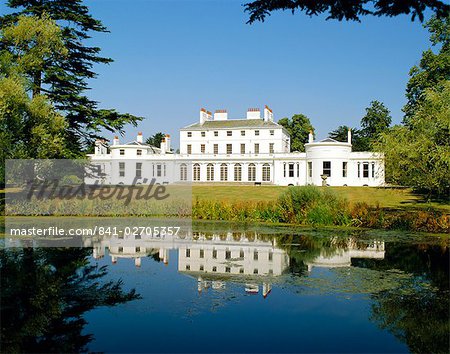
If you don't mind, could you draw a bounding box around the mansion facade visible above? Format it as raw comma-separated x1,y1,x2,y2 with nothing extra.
87,106,385,186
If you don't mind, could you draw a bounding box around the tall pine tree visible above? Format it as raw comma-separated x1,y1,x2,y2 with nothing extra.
1,0,142,153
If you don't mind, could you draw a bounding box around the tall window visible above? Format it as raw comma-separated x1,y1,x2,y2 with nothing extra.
227,131,232,136
193,164,200,181
255,130,260,136
289,163,294,177
371,162,375,178
226,144,232,154
240,144,245,154
363,163,369,178
270,130,274,136
119,149,125,156
248,163,256,181
269,143,274,154
201,132,205,137
214,131,218,137
207,163,214,181
213,144,218,154
180,163,187,181
136,162,142,178
234,163,242,181
187,132,192,137
323,161,331,177
156,164,162,177
137,149,142,156
254,143,259,154
308,162,312,178
187,144,192,154
241,130,245,136
220,163,228,181
343,162,348,177
262,163,270,182
119,162,125,177
200,144,205,153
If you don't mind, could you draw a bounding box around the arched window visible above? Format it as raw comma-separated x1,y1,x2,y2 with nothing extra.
180,163,187,181
207,163,214,181
234,163,242,182
262,163,270,182
220,163,228,181
248,163,256,182
193,163,200,181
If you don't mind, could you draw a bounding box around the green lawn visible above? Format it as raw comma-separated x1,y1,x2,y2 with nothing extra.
192,185,450,212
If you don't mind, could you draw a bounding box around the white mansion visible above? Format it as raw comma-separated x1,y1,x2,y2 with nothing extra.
88,106,384,186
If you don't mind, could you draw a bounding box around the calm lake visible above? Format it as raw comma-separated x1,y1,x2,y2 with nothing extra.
1,223,449,353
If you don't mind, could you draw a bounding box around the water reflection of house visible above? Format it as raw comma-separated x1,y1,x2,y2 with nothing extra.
87,231,289,297
178,232,289,297
87,233,385,296
306,240,385,271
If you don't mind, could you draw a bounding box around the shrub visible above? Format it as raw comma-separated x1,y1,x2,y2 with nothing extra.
278,186,351,226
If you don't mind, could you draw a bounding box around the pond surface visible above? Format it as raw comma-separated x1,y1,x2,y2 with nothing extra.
1,224,449,353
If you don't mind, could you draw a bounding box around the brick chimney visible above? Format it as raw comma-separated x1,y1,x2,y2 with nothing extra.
264,105,273,122
246,108,260,120
165,134,171,151
214,109,228,121
160,137,166,154
199,108,212,124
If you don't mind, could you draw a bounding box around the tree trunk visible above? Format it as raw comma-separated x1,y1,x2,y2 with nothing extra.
32,70,41,98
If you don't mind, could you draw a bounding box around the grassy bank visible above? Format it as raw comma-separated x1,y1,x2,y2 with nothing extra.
1,185,449,233
192,185,450,212
192,186,449,233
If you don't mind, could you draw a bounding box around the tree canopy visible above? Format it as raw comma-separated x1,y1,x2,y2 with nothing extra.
0,15,69,184
278,114,314,152
403,15,450,123
377,82,450,197
328,100,391,152
145,132,166,148
377,15,449,197
328,125,367,152
244,0,450,24
1,0,143,151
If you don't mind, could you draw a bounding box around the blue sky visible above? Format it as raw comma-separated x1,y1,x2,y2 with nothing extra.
2,0,433,146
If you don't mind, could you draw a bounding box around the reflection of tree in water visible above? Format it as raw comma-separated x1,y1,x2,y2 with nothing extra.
1,248,140,353
278,233,361,273
355,243,449,354
280,234,449,353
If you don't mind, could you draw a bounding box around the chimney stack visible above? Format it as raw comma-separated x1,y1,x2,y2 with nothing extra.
246,108,261,120
347,128,352,144
165,134,171,151
214,109,228,121
308,131,314,143
113,136,119,146
137,132,143,143
264,105,274,122
160,137,166,154
199,108,212,125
